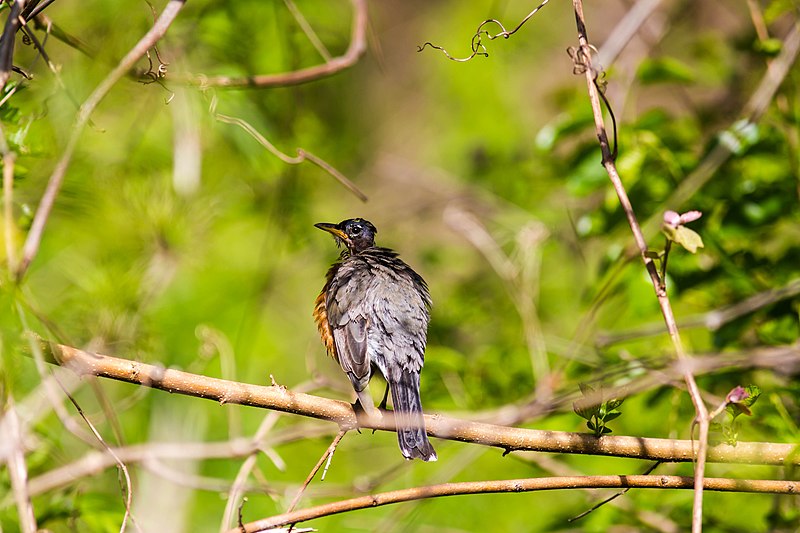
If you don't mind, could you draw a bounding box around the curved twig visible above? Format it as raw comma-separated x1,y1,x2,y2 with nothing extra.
418,0,551,62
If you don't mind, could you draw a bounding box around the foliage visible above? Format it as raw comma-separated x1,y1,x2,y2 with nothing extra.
1,0,799,532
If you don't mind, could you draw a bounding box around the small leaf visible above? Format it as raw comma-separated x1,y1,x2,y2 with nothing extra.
606,398,624,411
603,411,622,422
644,250,662,259
661,223,679,242
587,420,596,431
743,385,761,407
673,226,705,253
573,399,595,420
601,426,613,435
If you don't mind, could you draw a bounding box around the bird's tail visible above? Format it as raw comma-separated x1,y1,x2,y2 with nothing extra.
389,371,437,462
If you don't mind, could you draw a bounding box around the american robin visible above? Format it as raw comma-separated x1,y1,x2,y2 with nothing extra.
313,218,437,462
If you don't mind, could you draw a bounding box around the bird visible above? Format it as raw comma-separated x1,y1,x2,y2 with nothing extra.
313,218,437,462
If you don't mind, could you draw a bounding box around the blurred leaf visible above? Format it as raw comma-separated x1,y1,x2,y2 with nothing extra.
637,57,696,84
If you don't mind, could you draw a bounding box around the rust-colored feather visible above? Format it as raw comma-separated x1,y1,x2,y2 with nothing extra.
313,290,337,362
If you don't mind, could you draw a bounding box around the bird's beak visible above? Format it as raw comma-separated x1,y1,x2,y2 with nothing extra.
314,222,348,242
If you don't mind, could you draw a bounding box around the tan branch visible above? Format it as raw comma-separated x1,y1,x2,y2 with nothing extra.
44,342,800,467
180,0,367,88
231,475,799,532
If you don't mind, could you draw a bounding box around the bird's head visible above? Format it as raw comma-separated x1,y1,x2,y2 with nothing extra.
315,218,377,254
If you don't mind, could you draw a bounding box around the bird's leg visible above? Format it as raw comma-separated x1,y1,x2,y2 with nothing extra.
353,388,382,432
378,383,390,411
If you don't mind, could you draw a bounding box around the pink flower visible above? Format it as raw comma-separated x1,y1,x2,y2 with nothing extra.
663,210,702,228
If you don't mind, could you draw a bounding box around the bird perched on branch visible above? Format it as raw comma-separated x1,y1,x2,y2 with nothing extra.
313,218,437,462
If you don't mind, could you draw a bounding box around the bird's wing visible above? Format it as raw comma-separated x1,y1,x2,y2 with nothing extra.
326,264,372,391
367,261,431,378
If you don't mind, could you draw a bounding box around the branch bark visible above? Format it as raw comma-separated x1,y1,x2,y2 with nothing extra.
230,475,799,532
44,342,800,467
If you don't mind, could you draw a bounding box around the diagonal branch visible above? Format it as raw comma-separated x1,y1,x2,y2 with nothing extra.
42,341,800,467
231,475,799,532
16,0,187,281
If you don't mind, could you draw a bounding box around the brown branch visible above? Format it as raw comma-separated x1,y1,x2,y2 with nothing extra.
569,2,710,530
179,0,367,88
16,0,187,281
43,342,800,467
231,475,799,532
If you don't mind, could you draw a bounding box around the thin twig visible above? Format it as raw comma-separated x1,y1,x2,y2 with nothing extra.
16,0,187,280
418,0,552,61
569,2,710,531
0,122,16,272
284,0,332,62
568,461,662,522
214,112,367,201
220,411,284,533
61,381,141,533
286,430,346,513
231,475,799,532
181,0,366,88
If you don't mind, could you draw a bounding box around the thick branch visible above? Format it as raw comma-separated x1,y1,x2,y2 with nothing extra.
45,342,799,466
232,475,799,532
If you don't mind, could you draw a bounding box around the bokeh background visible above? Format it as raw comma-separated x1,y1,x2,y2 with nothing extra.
2,0,799,531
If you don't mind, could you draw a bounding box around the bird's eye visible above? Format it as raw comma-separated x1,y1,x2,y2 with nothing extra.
350,225,362,235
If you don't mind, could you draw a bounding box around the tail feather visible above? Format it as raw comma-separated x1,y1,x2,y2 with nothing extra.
389,371,437,462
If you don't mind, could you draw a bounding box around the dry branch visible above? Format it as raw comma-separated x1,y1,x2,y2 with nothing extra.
44,342,800,467
231,475,799,532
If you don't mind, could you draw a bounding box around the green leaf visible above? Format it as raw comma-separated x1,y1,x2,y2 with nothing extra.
573,398,598,420
587,420,596,431
601,426,613,435
743,385,762,408
603,411,622,422
606,398,624,411
672,226,704,253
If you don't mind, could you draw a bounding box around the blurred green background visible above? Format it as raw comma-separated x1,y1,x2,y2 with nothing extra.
1,0,799,531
